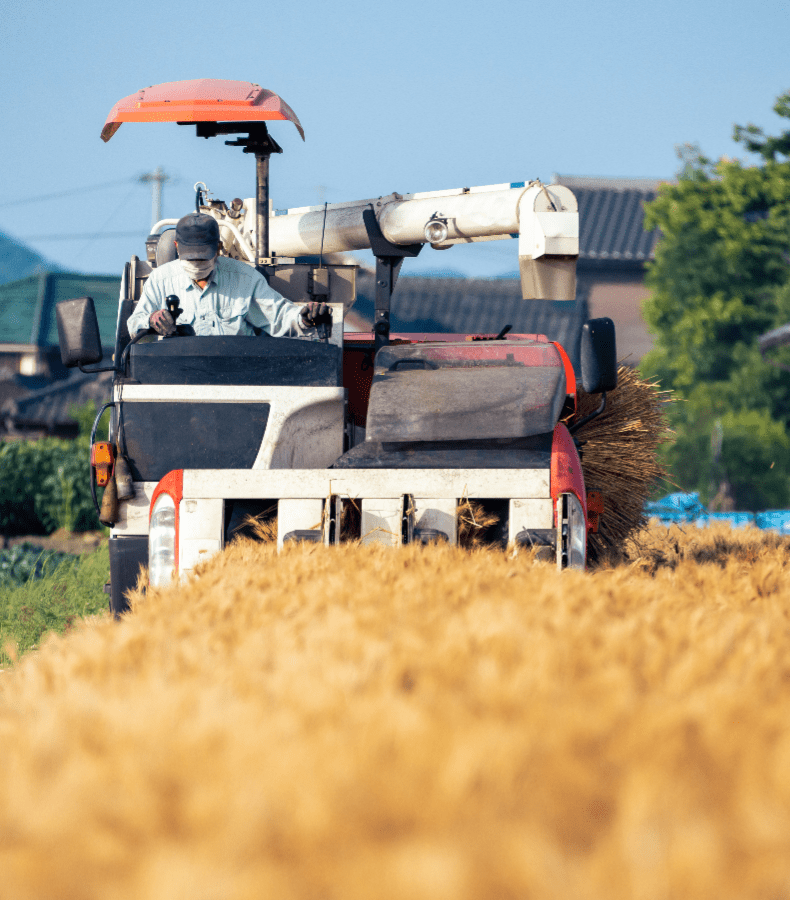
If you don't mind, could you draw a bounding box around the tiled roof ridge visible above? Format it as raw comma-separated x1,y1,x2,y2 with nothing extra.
552,174,673,192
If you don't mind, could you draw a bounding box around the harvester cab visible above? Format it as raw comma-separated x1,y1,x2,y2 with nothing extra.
56,79,617,615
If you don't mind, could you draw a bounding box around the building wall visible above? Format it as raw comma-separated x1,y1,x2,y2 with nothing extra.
584,272,654,366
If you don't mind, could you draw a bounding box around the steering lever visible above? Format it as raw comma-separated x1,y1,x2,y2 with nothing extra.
165,294,182,324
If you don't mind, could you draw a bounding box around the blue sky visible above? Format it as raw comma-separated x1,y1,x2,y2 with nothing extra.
1,0,787,279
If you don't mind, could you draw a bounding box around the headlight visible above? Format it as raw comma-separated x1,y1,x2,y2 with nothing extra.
424,216,449,245
557,492,586,570
149,493,176,587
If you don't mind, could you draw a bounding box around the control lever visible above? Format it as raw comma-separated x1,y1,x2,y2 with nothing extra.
165,294,182,333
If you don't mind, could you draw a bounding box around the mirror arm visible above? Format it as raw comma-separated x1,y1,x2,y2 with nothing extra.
77,331,152,376
78,362,120,375
569,392,606,435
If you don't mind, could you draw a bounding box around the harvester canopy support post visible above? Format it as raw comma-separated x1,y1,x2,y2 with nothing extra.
362,207,422,354
256,152,270,262
193,121,283,265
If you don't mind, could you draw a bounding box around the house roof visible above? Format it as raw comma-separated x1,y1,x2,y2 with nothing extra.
2,370,113,433
552,175,665,266
0,272,121,347
355,271,589,371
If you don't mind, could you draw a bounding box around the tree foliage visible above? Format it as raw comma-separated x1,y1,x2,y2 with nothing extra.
641,91,790,509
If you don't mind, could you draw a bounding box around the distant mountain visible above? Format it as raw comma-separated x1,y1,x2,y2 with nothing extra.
0,231,60,286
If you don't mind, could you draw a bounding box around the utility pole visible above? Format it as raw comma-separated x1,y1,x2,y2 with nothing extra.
139,166,171,229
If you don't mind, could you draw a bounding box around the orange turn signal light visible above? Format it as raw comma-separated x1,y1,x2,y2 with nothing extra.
587,490,604,534
91,442,116,487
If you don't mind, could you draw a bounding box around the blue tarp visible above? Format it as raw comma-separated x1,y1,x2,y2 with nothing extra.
645,492,707,518
694,512,756,530
645,492,790,533
755,510,790,535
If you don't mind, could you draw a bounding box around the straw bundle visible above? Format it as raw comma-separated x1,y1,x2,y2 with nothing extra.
574,365,672,564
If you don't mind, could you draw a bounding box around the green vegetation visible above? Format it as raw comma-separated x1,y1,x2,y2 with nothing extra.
0,543,109,667
642,91,790,509
0,402,114,664
0,401,111,535
0,543,77,590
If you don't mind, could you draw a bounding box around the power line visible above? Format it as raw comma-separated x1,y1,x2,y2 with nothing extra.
73,184,141,265
15,231,143,241
0,178,136,208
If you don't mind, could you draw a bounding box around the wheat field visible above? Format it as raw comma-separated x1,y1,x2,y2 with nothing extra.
2,525,790,899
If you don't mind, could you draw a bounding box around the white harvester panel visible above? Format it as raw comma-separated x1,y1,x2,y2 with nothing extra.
116,384,345,471
112,482,157,537
507,499,554,545
179,498,224,577
278,498,324,548
413,498,457,545
360,498,404,547
178,469,553,557
184,468,550,501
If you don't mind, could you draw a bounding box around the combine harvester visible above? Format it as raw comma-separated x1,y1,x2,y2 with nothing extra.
56,79,617,614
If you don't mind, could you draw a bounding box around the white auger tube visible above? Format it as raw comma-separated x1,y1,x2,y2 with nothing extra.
153,181,579,300
262,181,578,301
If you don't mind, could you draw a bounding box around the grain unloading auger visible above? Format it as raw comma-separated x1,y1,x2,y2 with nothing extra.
56,79,617,614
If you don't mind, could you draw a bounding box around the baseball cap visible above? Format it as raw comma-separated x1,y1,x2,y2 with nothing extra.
175,214,220,259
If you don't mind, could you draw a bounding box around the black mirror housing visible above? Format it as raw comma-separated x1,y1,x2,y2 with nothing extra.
56,297,103,368
580,317,617,393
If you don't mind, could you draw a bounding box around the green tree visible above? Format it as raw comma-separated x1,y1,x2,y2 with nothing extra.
641,91,790,509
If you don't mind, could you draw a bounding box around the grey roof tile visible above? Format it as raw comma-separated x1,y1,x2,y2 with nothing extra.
553,176,665,263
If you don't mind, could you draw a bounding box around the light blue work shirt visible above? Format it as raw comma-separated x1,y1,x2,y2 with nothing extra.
127,256,307,338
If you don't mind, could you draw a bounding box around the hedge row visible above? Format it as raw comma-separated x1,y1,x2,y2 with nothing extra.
0,403,106,536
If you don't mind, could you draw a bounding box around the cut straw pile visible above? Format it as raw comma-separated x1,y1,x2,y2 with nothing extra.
575,365,671,563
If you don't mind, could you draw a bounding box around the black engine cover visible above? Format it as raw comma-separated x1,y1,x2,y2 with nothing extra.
128,335,341,386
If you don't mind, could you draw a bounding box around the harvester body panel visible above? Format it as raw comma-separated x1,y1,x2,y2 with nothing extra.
365,341,567,443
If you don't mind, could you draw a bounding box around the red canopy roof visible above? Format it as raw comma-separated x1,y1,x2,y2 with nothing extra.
101,79,304,142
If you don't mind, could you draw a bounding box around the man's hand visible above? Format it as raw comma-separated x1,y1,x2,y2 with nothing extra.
300,301,332,328
149,309,176,336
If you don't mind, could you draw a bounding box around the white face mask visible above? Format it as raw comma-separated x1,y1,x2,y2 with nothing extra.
181,254,217,281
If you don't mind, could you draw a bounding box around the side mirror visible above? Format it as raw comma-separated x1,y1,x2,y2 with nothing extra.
56,297,103,368
580,317,617,393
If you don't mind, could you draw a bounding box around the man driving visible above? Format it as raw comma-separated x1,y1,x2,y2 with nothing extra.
127,213,330,338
